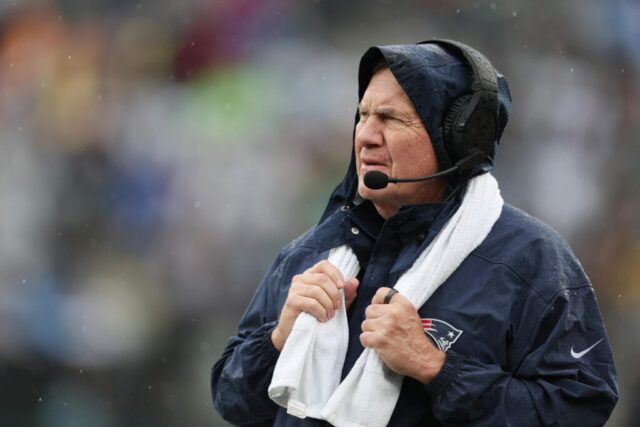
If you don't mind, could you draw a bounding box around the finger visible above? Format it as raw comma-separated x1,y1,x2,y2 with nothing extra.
292,271,341,309
359,331,379,349
371,287,393,305
372,287,405,306
361,317,384,333
297,284,336,319
293,294,331,322
306,272,341,310
364,303,385,319
309,260,345,289
344,278,359,308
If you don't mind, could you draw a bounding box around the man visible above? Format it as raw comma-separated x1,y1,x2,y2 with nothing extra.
211,40,618,426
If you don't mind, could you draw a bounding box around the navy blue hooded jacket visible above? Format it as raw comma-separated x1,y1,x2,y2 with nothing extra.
211,42,618,426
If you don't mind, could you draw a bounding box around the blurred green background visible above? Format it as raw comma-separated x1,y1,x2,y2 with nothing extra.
0,0,638,426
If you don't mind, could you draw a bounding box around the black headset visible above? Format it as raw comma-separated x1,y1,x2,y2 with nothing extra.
419,39,500,169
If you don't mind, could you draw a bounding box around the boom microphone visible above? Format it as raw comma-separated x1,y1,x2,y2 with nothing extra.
363,150,486,190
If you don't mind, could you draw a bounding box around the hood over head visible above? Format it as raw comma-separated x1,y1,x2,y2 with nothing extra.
320,40,512,223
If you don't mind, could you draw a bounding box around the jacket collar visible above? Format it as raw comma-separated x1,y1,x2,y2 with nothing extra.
313,186,464,261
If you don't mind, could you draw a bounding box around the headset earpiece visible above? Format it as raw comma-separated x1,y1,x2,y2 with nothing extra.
442,94,472,161
419,39,499,174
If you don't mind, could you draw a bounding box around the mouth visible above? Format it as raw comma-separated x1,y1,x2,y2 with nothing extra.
360,158,388,172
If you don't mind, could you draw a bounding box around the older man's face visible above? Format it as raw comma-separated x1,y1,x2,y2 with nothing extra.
355,67,446,218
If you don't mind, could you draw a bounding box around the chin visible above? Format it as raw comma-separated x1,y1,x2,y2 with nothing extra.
358,182,386,202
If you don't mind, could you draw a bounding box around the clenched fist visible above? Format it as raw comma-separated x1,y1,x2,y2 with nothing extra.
360,287,446,384
271,260,359,351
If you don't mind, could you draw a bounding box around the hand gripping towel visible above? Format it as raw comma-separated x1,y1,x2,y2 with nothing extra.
269,173,503,426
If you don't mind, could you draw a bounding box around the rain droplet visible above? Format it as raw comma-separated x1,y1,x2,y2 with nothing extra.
621,68,625,73
67,55,72,60
38,397,43,402
617,294,622,298
456,8,460,13
21,279,26,284
148,385,152,390
490,3,497,10
512,11,518,17
570,67,574,73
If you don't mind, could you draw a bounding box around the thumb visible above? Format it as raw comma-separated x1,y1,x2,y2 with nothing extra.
344,277,359,309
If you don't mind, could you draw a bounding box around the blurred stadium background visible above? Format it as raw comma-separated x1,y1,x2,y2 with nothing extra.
0,0,638,426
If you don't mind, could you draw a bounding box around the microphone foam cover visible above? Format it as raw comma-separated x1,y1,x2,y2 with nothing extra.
363,170,389,190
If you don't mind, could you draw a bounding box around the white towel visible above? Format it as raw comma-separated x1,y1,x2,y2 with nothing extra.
269,173,503,426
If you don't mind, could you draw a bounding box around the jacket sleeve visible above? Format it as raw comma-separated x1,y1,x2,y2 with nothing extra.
425,285,618,427
211,252,288,426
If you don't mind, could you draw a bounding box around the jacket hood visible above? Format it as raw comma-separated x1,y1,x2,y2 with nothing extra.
320,41,512,223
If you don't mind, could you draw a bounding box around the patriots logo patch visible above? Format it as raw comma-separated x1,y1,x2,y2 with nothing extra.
421,318,463,352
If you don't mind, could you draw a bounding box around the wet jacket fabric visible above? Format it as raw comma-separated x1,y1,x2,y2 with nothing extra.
211,43,618,426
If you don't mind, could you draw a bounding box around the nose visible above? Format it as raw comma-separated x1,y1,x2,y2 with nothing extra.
355,116,384,148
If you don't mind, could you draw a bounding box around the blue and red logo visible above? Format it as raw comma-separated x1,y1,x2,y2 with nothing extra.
421,318,463,352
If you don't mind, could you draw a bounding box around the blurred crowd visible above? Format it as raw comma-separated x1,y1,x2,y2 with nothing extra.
0,0,638,426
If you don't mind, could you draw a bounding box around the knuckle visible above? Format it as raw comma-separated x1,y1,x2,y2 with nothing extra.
291,274,303,286
316,272,330,285
317,260,331,270
302,299,319,314
360,333,372,347
287,294,302,308
364,305,374,317
308,286,325,301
